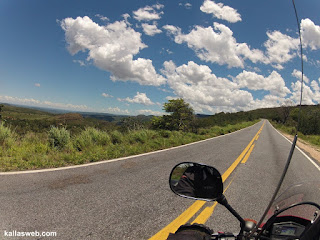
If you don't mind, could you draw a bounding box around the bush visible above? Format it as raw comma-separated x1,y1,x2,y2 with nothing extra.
74,127,111,151
0,122,15,147
48,126,71,149
110,130,123,144
128,130,151,144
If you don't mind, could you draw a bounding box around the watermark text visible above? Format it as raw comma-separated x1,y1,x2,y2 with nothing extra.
4,230,57,238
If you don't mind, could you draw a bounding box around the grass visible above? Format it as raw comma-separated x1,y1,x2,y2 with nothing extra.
271,121,320,148
0,120,259,171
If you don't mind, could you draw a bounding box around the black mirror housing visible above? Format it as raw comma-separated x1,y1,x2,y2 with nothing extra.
169,162,223,201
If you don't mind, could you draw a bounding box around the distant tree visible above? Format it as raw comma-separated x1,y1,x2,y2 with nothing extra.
152,98,197,132
278,100,294,124
0,104,4,123
121,116,146,132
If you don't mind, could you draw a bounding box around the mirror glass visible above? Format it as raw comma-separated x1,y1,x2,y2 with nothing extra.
169,162,223,201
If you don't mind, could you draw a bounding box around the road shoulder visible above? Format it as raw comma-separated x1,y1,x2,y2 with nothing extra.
279,131,320,164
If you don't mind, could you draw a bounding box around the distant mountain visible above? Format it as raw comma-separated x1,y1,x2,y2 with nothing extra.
0,103,131,122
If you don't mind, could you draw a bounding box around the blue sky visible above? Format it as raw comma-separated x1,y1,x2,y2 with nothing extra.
0,0,320,115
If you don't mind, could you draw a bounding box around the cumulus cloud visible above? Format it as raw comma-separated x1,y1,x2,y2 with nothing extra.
137,109,163,116
133,4,164,21
73,59,86,66
160,60,313,113
236,70,291,97
162,60,253,112
311,80,320,92
106,107,130,114
264,30,299,69
118,92,154,105
95,14,109,21
247,95,287,111
289,71,320,105
102,93,113,98
164,22,266,68
301,18,320,50
200,0,241,23
34,83,41,87
291,69,310,84
290,81,316,105
60,16,165,86
142,23,162,36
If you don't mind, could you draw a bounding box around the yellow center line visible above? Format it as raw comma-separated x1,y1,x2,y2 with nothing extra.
149,201,206,240
149,121,265,240
191,172,236,224
241,144,255,164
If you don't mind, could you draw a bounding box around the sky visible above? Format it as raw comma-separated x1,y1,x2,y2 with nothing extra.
0,0,320,116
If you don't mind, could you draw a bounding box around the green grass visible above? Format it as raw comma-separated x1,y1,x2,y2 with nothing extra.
271,121,320,148
0,120,259,171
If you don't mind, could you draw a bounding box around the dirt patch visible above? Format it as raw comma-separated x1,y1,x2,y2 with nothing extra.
280,131,320,164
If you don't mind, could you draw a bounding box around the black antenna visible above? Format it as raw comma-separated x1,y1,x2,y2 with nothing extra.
250,0,305,237
292,0,304,133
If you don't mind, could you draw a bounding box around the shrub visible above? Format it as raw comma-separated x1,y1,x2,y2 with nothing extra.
0,122,15,147
159,130,171,138
110,130,123,144
74,127,110,151
128,130,150,144
48,126,71,149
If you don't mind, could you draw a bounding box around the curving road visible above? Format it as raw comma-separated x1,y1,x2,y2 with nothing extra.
1,120,320,239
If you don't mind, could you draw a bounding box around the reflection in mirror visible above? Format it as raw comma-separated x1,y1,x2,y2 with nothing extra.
169,162,223,201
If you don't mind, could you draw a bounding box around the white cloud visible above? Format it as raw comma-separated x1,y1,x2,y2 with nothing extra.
301,18,320,50
236,70,291,97
179,3,192,9
291,69,310,84
73,59,86,66
133,4,164,21
289,71,320,104
0,95,89,111
164,22,266,68
162,61,253,113
122,13,131,25
106,107,130,114
163,25,181,36
34,83,41,87
311,80,320,92
142,23,162,36
264,30,299,69
247,95,287,111
137,109,163,116
102,93,113,98
60,16,165,86
290,81,316,105
118,92,154,105
95,14,109,21
200,0,241,23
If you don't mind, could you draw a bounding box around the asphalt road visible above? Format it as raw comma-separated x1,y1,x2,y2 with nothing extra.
1,120,320,239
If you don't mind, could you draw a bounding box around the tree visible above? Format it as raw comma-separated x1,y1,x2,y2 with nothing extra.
152,98,197,132
278,100,294,124
0,104,4,123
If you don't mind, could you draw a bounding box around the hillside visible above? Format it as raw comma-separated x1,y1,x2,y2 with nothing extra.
1,103,319,136
0,103,118,134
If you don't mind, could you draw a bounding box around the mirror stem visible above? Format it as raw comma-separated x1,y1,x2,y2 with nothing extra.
217,195,246,227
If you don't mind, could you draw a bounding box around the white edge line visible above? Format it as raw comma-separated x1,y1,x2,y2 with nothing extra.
0,121,262,175
269,121,320,172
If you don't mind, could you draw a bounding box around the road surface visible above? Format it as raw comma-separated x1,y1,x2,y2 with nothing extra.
1,120,320,239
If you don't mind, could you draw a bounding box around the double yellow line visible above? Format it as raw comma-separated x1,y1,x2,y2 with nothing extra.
149,121,265,240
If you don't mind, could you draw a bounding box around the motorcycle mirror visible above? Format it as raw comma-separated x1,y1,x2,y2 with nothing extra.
169,162,223,201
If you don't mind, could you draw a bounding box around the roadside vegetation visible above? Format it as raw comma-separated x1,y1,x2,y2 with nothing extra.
0,101,319,171
0,101,258,171
0,121,257,171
